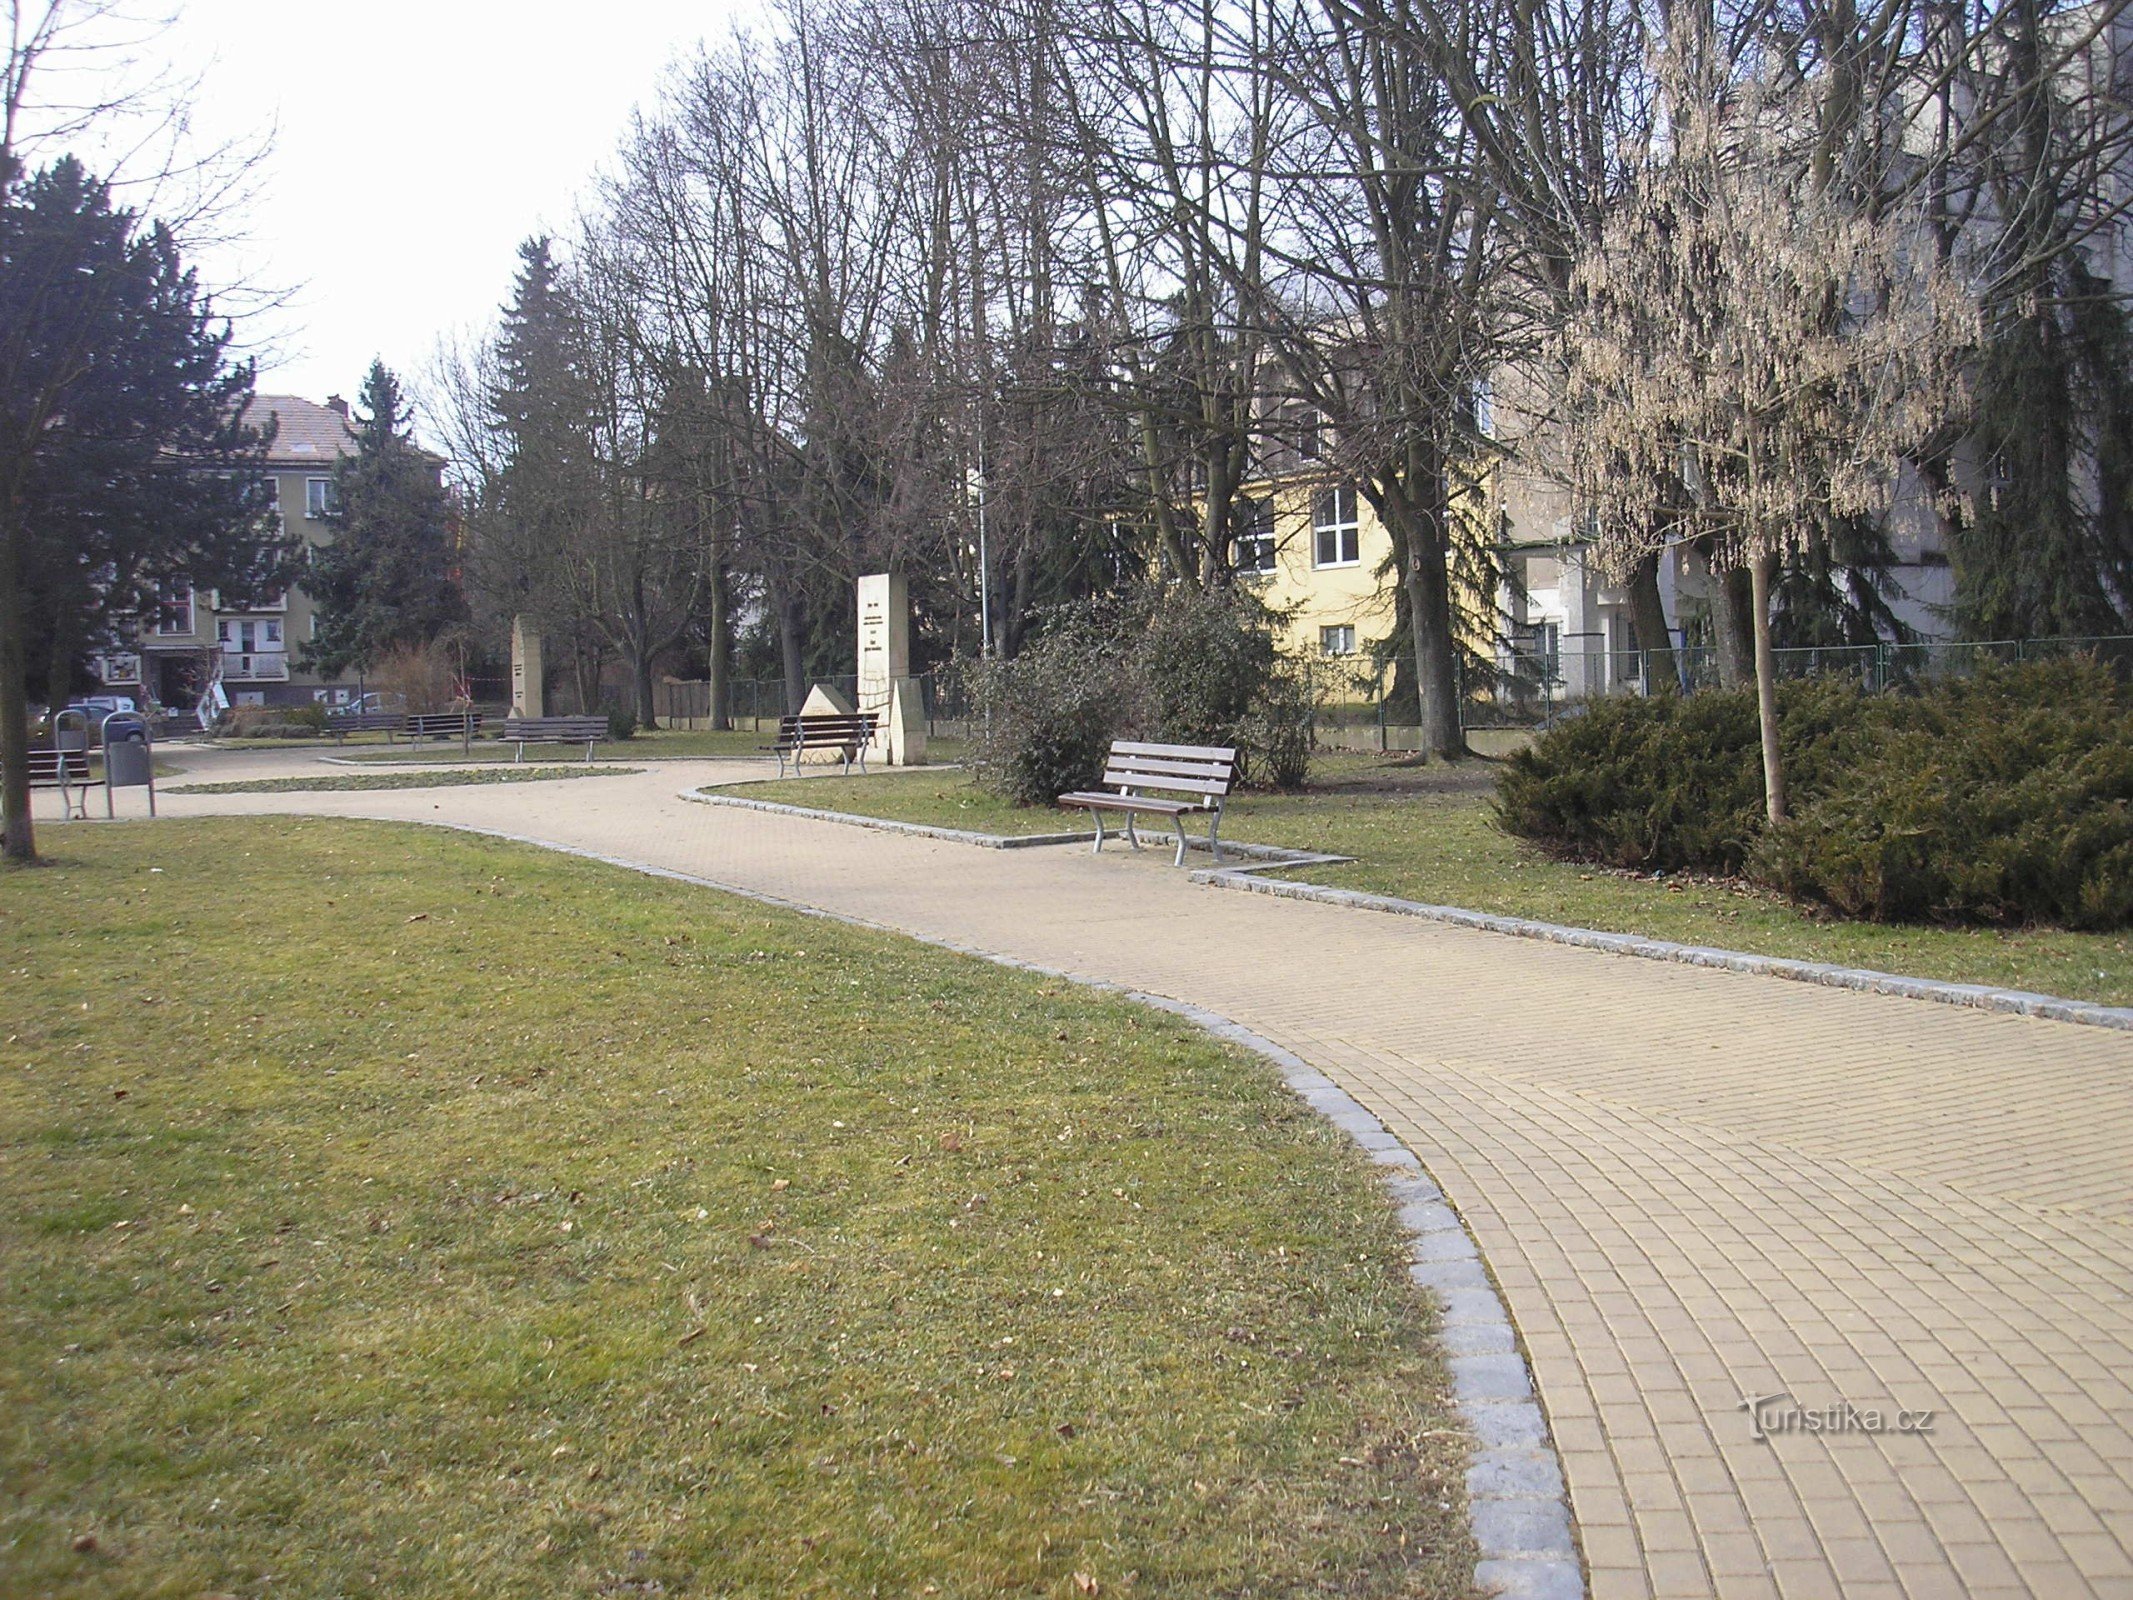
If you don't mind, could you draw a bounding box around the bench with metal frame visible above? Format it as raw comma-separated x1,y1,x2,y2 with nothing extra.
1057,740,1237,867
502,714,609,763
405,711,483,753
27,749,102,819
764,711,881,778
328,710,403,743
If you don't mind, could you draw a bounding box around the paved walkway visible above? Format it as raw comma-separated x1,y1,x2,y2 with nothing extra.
83,752,2133,1598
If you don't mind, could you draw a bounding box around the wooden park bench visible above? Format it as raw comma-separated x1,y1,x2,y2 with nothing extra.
405,711,483,751
765,710,881,778
27,749,101,820
1057,740,1237,867
503,714,609,763
328,710,403,743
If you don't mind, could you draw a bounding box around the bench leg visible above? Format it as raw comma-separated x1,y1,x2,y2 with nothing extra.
1173,813,1189,867
584,741,594,764
1207,805,1223,866
1090,811,1105,854
1124,809,1141,850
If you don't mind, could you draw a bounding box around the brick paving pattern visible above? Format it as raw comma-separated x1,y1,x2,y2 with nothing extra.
130,755,2133,1599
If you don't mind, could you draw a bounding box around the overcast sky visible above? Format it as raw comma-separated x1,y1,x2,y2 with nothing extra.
140,0,768,439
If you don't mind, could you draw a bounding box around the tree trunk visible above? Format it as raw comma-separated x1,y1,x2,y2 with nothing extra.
707,559,731,730
1711,563,1756,689
1628,552,1678,695
1749,550,1788,824
0,506,35,862
777,587,807,714
572,641,601,717
1379,456,1464,760
633,645,658,729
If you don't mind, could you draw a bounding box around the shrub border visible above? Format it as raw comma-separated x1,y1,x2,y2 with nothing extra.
404,815,1587,1600
1189,869,2133,1032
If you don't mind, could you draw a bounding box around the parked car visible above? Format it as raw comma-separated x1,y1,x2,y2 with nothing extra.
68,694,138,719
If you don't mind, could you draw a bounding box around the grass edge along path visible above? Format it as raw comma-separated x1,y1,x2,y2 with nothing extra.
0,817,1478,1600
715,763,2133,1007
168,767,643,795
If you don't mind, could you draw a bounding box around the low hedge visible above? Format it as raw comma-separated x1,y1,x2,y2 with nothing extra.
1495,658,2133,929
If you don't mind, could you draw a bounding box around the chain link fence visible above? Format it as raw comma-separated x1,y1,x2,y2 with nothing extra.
1315,634,2133,749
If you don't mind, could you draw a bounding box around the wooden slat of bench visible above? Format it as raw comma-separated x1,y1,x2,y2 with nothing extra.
1058,791,1198,815
27,751,93,782
1099,769,1230,798
1110,739,1236,761
505,717,606,735
1103,752,1235,780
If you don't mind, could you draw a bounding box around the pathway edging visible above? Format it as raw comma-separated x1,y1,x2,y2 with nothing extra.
683,788,1356,869
1189,867,2133,1031
692,785,2133,1032
409,817,1583,1600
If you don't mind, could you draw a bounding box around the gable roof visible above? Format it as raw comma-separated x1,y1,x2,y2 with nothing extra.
246,394,358,468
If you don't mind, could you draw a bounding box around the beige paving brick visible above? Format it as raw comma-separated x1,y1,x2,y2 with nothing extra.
160,761,2133,1600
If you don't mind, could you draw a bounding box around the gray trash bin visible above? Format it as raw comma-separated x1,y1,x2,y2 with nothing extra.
105,737,151,788
100,713,156,816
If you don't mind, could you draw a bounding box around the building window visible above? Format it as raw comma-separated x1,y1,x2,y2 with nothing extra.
1320,624,1357,657
1233,496,1277,575
1313,484,1359,567
306,477,338,519
154,579,193,635
1296,407,1323,461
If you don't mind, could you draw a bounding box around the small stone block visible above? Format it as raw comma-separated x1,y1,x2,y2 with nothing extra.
1411,1259,1492,1293
1467,1400,1549,1449
1469,1449,1566,1501
1475,1556,1587,1600
1472,1498,1576,1559
1453,1353,1536,1403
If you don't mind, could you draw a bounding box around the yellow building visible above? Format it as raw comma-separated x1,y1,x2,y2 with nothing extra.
1228,450,1501,703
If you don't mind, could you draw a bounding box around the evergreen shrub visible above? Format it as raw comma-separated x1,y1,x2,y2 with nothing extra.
1495,658,2133,928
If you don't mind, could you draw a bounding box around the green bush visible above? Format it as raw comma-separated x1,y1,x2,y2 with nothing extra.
1755,660,2133,928
1492,677,1868,873
967,606,1133,806
968,590,1317,805
1496,659,2133,928
605,707,637,741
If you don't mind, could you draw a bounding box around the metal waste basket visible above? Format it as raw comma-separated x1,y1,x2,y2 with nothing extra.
100,712,156,816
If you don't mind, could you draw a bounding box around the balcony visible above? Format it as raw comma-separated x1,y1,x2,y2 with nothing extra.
223,652,289,682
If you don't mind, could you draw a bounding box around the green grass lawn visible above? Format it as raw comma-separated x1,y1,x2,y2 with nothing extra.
342,730,971,765
721,756,2133,1006
168,767,642,795
0,819,1473,1599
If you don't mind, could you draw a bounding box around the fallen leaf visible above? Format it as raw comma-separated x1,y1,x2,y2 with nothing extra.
1073,1573,1100,1596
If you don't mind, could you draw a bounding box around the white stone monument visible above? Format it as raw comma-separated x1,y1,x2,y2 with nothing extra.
510,615,544,718
856,572,926,766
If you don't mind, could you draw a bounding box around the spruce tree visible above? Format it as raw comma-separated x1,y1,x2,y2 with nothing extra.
0,156,281,861
301,361,466,677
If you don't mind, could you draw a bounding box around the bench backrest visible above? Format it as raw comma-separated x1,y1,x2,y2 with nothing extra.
776,711,879,747
27,749,91,782
504,715,608,738
407,712,481,733
333,711,401,731
1100,740,1237,805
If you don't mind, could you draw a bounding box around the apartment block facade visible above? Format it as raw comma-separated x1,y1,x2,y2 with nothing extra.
92,395,363,712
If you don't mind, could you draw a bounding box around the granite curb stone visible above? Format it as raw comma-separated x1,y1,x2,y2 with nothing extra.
1191,866,2133,1031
